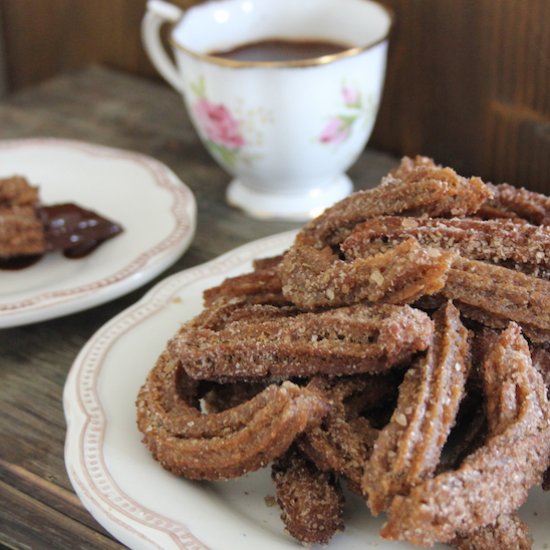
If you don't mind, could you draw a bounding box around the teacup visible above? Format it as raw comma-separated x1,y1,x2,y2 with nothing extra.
142,0,392,220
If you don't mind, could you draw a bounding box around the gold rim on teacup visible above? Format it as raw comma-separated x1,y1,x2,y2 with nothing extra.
168,4,394,69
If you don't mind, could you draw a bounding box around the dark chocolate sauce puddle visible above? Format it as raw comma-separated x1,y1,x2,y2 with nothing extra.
39,203,123,258
1,203,123,270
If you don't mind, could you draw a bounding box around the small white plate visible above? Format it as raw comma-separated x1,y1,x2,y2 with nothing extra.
0,138,196,328
63,231,549,550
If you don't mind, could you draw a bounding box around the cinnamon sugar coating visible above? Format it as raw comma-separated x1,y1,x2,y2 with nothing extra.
450,302,550,345
443,257,550,340
278,156,489,312
363,301,470,515
201,380,268,413
279,238,455,310
203,254,288,308
480,182,550,225
272,446,345,545
532,345,550,392
381,323,550,546
169,303,434,380
298,156,491,248
451,513,533,550
342,216,550,278
300,375,393,494
533,345,550,492
136,351,328,480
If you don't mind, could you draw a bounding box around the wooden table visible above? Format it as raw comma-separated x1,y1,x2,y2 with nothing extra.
0,66,398,549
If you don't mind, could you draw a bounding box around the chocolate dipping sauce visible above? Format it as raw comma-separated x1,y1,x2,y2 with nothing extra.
0,203,123,270
39,203,123,258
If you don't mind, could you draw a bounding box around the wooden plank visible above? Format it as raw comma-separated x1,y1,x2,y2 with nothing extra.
0,479,123,549
373,0,550,192
0,5,7,97
0,0,197,92
0,460,116,537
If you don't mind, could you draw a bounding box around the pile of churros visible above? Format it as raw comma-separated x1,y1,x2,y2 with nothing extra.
136,156,550,549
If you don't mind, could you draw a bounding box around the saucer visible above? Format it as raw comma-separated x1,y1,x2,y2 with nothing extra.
0,138,196,327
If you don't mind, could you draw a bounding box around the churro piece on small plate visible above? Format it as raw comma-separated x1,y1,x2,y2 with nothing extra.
0,175,40,206
0,205,45,258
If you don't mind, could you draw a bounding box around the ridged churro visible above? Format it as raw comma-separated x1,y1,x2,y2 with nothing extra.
363,301,470,515
170,303,434,380
272,446,345,545
136,351,328,480
382,323,550,546
342,216,550,278
136,155,550,548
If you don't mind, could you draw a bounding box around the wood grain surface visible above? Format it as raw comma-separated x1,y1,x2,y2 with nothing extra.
375,0,550,193
0,65,398,549
1,0,548,192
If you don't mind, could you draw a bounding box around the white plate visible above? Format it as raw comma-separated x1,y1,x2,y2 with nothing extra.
0,138,196,328
63,231,550,550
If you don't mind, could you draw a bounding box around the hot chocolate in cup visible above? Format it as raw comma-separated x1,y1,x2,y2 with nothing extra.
143,0,392,220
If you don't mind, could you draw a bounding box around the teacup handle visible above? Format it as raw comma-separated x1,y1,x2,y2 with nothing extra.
142,0,185,93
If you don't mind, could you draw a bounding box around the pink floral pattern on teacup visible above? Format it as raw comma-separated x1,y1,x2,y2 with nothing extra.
319,83,372,145
194,99,245,149
319,117,351,144
191,76,246,167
